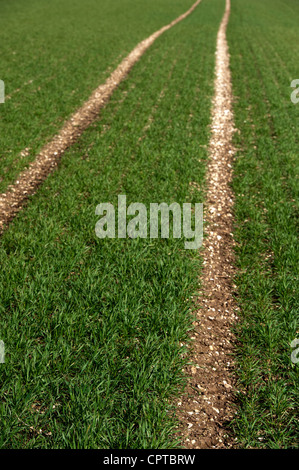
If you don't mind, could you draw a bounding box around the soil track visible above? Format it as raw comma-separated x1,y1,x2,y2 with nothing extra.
0,0,202,234
1,0,239,449
177,0,239,448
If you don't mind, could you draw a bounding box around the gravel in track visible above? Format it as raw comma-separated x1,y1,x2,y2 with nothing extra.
0,0,239,449
0,0,202,233
177,0,239,449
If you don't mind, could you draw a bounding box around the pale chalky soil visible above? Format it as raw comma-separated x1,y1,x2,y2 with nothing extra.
177,0,240,449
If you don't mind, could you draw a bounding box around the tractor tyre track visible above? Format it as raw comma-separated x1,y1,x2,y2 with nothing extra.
0,0,202,233
177,0,239,449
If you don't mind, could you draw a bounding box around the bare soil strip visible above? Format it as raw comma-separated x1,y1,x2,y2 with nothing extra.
0,0,202,234
177,0,239,448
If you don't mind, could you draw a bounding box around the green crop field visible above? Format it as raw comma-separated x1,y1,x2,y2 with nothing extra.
228,0,299,448
0,0,197,193
0,0,224,449
0,0,298,451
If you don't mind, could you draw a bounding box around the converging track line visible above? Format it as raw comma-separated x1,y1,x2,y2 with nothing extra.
0,0,202,234
177,0,239,449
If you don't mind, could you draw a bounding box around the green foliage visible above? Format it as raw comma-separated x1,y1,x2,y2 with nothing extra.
0,0,197,193
228,0,299,449
0,0,224,448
